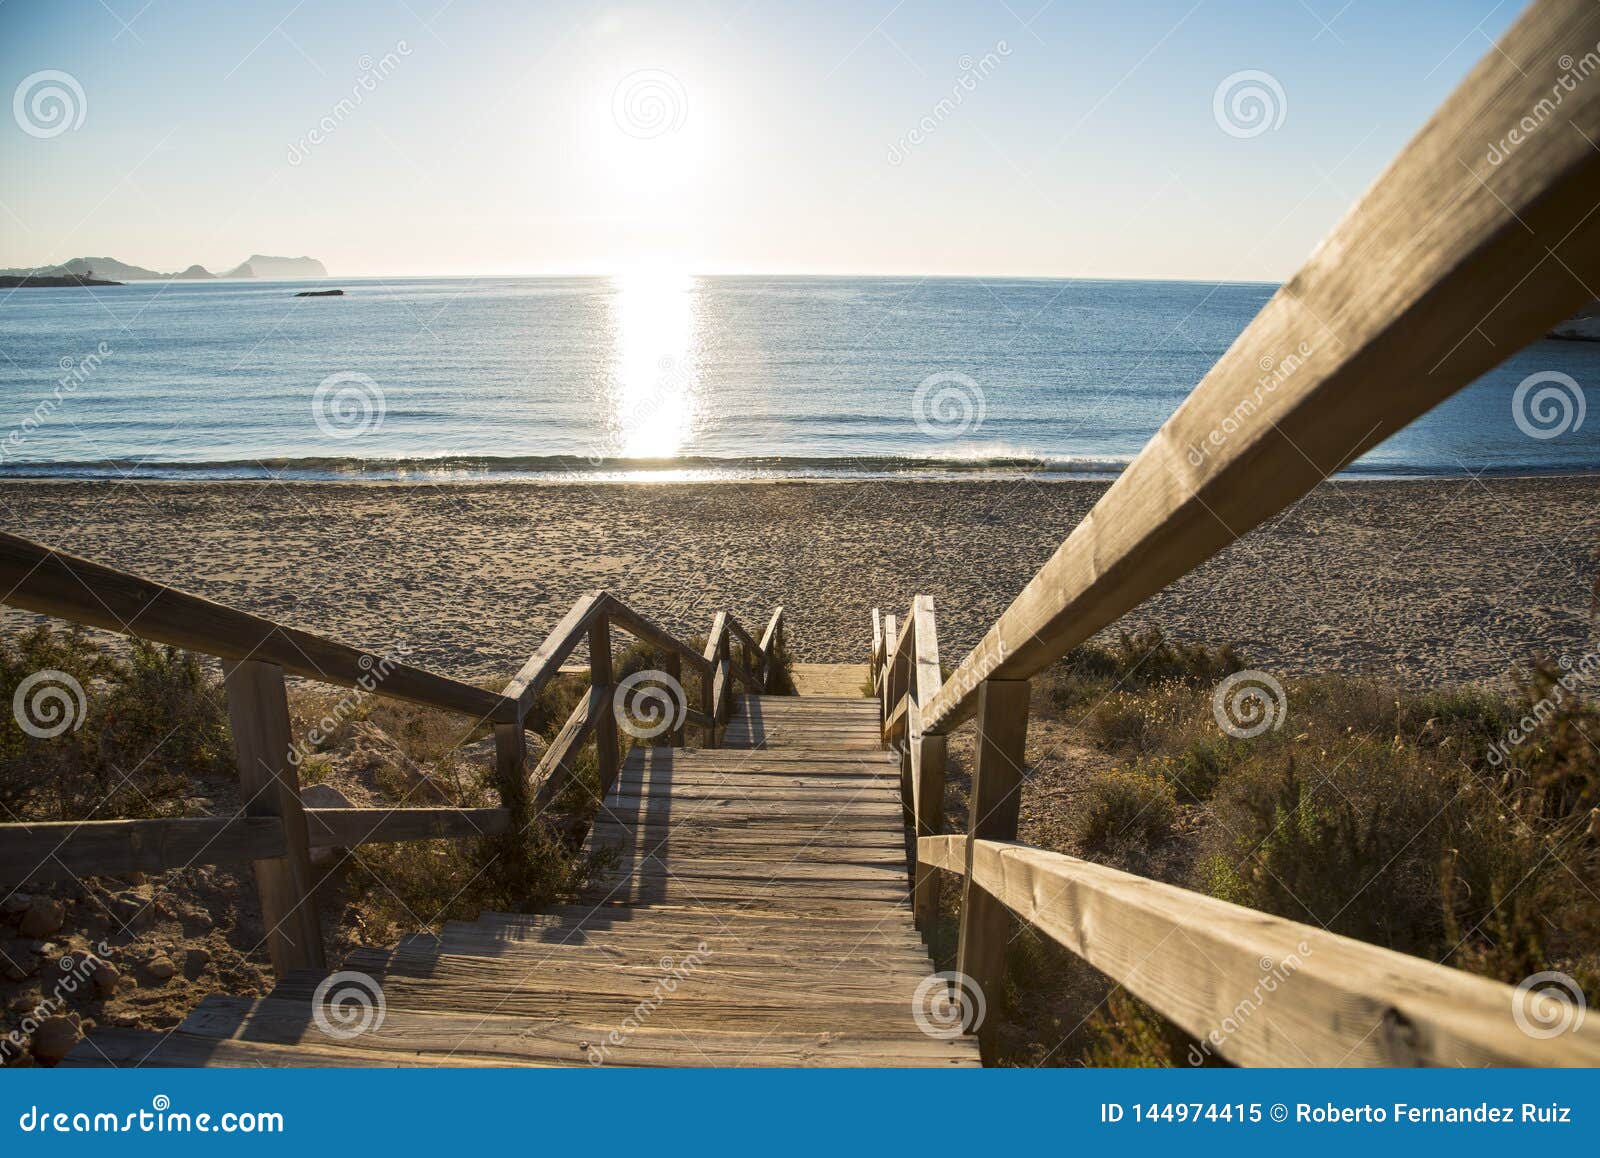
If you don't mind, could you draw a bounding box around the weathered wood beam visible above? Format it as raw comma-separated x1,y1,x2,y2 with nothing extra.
0,531,511,722
0,817,286,885
922,835,1600,1067
925,0,1600,734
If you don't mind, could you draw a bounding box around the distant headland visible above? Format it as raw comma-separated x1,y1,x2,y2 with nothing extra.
0,254,329,283
0,273,123,289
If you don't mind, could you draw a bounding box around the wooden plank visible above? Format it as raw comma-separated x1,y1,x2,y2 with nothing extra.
870,608,884,694
910,594,948,927
703,611,729,733
500,591,608,716
484,904,924,930
223,660,325,976
881,693,910,745
64,1026,532,1069
590,615,622,799
923,0,1600,735
0,816,286,885
724,614,766,686
880,614,898,729
0,531,509,722
936,836,1600,1068
530,683,610,811
917,834,964,873
911,722,948,928
605,600,714,678
954,679,1029,1048
493,719,529,829
661,650,688,746
910,595,942,707
758,606,784,688
172,996,976,1068
435,918,926,951
303,807,512,849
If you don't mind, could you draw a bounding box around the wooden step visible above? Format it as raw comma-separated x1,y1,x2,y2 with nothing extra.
65,683,973,1068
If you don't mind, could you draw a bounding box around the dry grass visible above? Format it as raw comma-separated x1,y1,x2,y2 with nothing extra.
931,629,1600,1067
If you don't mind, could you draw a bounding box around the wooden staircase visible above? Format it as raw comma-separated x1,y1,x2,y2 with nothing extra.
65,692,979,1068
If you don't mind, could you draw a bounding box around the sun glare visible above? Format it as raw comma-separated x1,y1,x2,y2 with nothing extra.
607,265,702,460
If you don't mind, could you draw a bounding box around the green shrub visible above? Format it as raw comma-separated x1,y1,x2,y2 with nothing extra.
1,625,229,820
1077,768,1177,852
1043,629,1245,713
1085,693,1156,750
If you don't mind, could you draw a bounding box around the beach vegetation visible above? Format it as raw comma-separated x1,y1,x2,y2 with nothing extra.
934,632,1600,1067
2,624,230,821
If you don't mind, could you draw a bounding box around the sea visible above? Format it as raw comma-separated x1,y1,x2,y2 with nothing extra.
0,274,1596,481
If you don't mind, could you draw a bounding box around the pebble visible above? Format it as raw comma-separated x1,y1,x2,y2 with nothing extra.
29,1016,81,1066
18,897,64,939
143,955,176,982
90,960,120,999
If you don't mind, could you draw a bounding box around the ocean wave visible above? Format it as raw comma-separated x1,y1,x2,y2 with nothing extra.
0,453,1590,483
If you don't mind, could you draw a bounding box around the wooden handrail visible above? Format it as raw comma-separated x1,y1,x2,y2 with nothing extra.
872,2,1600,1064
922,0,1600,736
499,592,610,718
0,531,512,722
606,600,714,677
758,606,784,687
304,807,512,849
1,528,783,969
0,807,516,888
920,836,1600,1066
0,816,288,884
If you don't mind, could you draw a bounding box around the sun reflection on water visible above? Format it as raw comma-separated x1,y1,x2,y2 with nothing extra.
607,268,701,461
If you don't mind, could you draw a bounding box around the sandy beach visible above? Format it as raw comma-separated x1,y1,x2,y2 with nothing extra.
2,475,1596,687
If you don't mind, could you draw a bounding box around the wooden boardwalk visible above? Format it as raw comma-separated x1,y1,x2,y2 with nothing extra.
66,693,978,1068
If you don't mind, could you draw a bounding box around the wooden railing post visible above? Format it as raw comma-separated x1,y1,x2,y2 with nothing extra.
699,659,717,748
223,660,325,977
910,595,948,929
702,612,727,746
590,613,621,798
880,614,897,727
718,625,734,724
494,718,529,821
663,650,686,747
758,606,784,692
955,678,1030,1050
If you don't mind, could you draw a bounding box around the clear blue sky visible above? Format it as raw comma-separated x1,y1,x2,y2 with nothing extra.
0,0,1524,279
